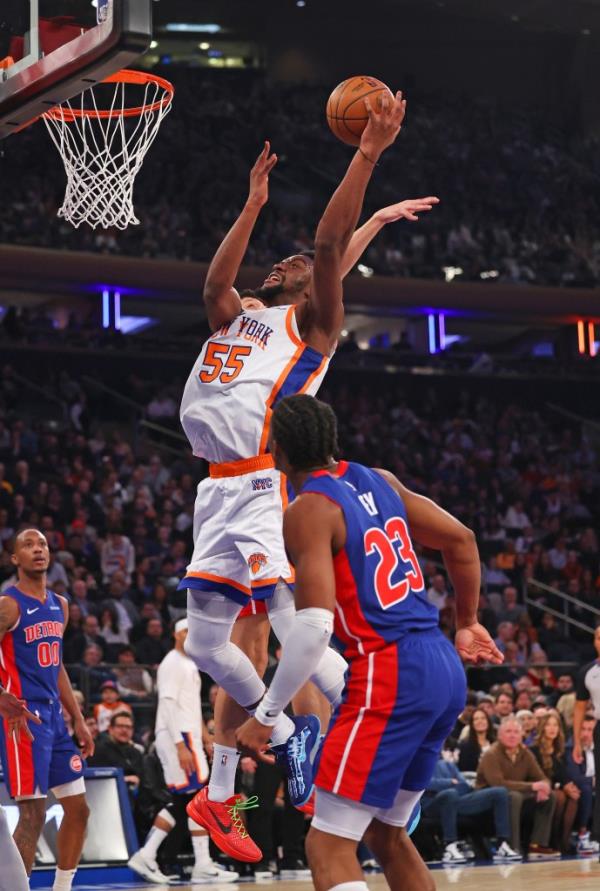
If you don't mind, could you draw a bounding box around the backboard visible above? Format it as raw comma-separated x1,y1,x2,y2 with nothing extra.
0,0,153,139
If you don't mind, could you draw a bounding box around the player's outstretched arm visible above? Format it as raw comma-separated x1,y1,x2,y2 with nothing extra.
340,197,440,279
375,469,503,665
203,141,278,331
235,495,338,759
303,93,406,347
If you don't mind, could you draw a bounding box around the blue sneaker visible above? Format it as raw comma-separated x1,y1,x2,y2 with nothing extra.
272,715,321,807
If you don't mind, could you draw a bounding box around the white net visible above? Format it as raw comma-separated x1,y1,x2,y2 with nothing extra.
43,72,173,230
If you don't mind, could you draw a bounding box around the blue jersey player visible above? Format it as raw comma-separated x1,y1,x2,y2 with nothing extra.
237,395,503,891
0,529,94,891
0,686,40,891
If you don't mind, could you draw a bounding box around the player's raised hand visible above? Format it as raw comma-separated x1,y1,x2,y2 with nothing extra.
360,91,406,160
247,141,278,209
374,196,440,224
455,622,504,665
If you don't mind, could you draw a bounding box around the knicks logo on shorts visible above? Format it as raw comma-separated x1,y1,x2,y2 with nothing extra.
70,754,83,773
248,553,268,575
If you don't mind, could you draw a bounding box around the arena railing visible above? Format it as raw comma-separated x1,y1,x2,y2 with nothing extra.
525,577,600,636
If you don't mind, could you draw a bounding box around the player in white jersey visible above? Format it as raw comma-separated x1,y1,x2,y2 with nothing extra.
129,620,238,885
0,685,39,891
182,92,437,861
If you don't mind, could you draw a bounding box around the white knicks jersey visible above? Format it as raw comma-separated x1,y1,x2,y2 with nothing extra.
155,649,202,736
180,304,329,463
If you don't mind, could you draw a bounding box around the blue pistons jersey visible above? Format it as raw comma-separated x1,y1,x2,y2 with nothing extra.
0,586,64,701
299,461,439,659
0,586,84,799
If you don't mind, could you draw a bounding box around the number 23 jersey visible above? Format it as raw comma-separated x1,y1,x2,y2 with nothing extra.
299,461,439,659
180,305,329,464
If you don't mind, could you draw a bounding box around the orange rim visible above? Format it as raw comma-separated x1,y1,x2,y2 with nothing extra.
44,69,174,122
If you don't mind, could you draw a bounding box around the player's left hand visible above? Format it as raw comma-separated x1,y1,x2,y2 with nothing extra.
74,716,95,759
235,717,275,764
374,196,440,225
455,622,504,665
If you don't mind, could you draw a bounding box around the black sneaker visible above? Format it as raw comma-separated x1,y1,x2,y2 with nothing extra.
278,858,312,879
252,859,274,880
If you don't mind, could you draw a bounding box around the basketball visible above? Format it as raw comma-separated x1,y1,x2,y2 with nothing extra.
326,75,394,146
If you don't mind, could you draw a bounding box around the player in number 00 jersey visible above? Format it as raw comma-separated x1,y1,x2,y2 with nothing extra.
0,530,94,891
237,395,503,891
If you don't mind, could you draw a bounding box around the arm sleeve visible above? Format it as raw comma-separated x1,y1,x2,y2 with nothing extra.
254,608,333,726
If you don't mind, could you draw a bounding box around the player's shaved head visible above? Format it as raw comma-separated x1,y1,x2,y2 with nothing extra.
11,528,50,578
13,528,48,551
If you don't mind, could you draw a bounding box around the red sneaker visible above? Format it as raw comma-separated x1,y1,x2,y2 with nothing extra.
186,788,262,863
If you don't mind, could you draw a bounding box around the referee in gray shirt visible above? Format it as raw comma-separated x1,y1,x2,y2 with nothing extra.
573,625,600,846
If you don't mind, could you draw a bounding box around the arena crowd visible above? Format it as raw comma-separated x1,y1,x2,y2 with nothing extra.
2,69,600,288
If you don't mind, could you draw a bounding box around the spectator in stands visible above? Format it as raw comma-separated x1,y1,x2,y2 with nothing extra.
498,587,523,625
426,573,449,610
530,713,580,852
493,691,515,724
549,674,575,708
84,713,99,743
114,644,154,700
99,603,130,655
494,622,515,655
516,709,537,746
458,707,497,772
135,618,171,667
64,613,107,663
80,643,116,699
422,754,521,864
566,716,599,855
101,528,135,584
514,691,533,712
104,570,139,634
94,680,133,733
476,717,559,858
503,501,531,532
89,710,144,804
526,648,557,693
483,557,512,593
71,578,96,617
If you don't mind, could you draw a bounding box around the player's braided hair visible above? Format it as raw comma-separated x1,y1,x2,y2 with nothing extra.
271,395,339,470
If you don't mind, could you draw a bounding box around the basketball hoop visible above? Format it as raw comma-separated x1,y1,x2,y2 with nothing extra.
43,69,174,230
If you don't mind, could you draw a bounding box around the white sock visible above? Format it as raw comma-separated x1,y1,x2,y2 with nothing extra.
53,867,77,891
141,826,169,861
189,824,211,867
330,883,369,891
208,745,241,801
269,712,297,747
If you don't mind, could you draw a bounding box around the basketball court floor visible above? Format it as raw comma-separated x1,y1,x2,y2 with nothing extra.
30,859,600,890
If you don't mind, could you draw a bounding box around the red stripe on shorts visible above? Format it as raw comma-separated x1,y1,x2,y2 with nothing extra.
1,633,35,797
317,644,399,802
